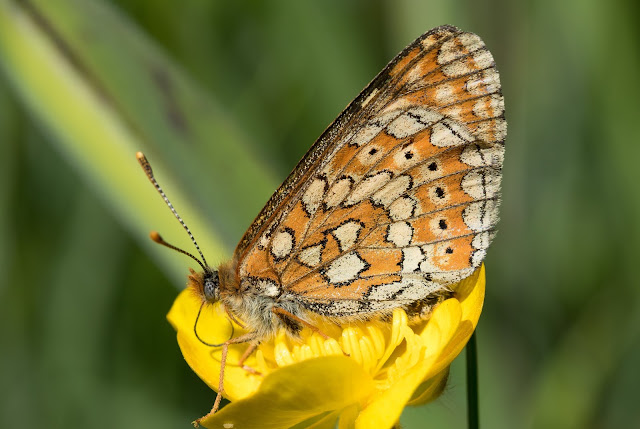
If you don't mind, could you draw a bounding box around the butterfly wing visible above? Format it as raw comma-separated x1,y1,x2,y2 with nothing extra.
235,26,505,317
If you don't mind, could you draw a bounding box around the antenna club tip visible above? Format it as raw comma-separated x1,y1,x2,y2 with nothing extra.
137,152,154,178
149,231,163,243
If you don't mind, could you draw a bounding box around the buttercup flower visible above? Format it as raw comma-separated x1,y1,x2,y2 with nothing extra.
167,265,485,429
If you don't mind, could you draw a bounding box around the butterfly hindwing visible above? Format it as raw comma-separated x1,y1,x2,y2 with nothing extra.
235,26,505,317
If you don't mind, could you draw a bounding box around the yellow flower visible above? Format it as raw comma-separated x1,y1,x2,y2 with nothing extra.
167,265,486,429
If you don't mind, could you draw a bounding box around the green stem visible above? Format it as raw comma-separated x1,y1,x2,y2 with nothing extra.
466,330,479,429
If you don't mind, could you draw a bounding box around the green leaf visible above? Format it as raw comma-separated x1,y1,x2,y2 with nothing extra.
0,0,277,283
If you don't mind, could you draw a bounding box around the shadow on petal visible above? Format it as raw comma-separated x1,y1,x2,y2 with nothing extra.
407,367,450,406
201,356,373,429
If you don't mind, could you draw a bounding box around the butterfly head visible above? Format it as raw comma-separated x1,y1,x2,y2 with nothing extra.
188,267,221,304
203,270,220,302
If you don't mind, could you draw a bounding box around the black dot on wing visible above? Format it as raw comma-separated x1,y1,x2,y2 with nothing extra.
435,187,445,198
428,162,437,171
445,247,453,254
369,148,378,155
439,219,447,230
405,152,414,160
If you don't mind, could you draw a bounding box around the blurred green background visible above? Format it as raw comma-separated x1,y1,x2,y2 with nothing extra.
1,0,639,428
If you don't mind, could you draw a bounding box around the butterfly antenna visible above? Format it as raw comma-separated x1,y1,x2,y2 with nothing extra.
136,152,209,270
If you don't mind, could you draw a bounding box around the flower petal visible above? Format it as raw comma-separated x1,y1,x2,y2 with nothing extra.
454,264,485,326
338,403,360,429
356,299,462,429
435,264,486,369
167,289,261,401
407,367,449,406
200,356,373,429
299,410,341,429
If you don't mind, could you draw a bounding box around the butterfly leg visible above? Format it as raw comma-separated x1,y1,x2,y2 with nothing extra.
225,306,246,330
192,332,257,427
271,307,330,340
237,342,262,375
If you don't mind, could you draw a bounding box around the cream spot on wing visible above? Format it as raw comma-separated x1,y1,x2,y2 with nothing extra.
489,146,505,168
472,49,495,69
473,94,504,119
472,98,487,118
459,33,485,51
387,107,442,139
429,268,473,285
366,280,406,300
389,196,416,221
434,83,456,104
461,168,501,199
361,88,379,107
351,124,383,147
405,65,425,86
472,230,495,250
387,221,413,247
447,119,475,141
470,249,487,267
465,68,499,96
324,177,353,209
382,99,413,114
460,145,485,167
331,220,362,252
372,175,411,207
443,105,463,121
350,110,402,146
459,33,484,52
491,94,506,116
438,38,461,64
461,144,503,169
388,118,418,140
345,171,392,206
475,117,507,143
431,119,473,147
441,60,472,78
367,275,438,301
324,252,367,284
438,33,485,64
298,244,323,267
418,244,439,272
402,246,424,272
421,33,444,50
302,176,326,215
257,233,270,250
271,229,294,260
462,200,500,232
255,279,280,297
442,48,493,77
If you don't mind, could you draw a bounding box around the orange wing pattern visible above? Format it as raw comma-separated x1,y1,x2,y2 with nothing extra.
235,26,505,317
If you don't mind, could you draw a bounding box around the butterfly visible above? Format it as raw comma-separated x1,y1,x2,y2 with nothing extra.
138,24,505,418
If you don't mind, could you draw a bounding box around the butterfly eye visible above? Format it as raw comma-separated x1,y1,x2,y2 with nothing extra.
203,271,220,302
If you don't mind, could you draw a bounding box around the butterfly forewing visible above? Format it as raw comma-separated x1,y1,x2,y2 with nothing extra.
235,25,505,318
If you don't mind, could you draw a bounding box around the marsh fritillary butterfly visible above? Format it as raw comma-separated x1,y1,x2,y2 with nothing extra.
139,25,505,418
